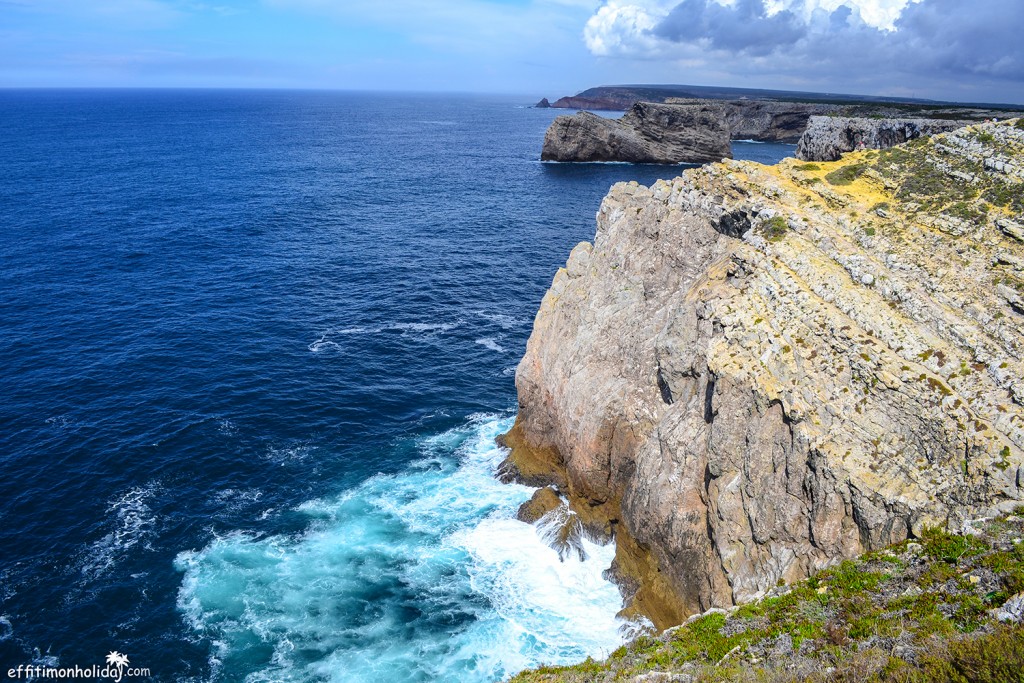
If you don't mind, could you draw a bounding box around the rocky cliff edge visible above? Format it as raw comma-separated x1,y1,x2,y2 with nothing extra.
503,120,1024,629
797,115,976,161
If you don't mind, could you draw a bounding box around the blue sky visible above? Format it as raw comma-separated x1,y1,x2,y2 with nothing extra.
2,0,1022,104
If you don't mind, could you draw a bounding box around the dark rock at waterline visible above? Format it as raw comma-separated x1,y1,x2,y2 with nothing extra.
516,486,562,524
535,98,551,109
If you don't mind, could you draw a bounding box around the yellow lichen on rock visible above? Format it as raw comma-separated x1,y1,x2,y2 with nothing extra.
503,120,1024,630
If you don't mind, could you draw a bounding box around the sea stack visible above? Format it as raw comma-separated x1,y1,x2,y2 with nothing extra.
541,102,732,164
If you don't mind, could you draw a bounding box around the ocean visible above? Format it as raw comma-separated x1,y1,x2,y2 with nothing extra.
0,90,795,682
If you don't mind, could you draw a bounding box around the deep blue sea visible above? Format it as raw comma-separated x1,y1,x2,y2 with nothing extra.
0,90,795,682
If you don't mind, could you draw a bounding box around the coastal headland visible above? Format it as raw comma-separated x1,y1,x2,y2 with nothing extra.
539,85,1023,164
504,119,1024,679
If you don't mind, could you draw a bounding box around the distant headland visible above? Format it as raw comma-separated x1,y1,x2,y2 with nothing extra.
537,85,1024,164
535,84,1024,112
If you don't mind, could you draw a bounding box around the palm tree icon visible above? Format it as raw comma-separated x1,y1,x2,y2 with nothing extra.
106,652,130,670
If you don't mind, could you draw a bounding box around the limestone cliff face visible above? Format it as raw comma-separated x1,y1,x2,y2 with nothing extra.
797,115,974,161
667,98,841,143
506,120,1024,628
541,102,732,164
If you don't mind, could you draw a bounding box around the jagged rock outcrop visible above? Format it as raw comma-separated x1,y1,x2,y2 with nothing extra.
516,486,561,523
544,99,1023,163
541,102,732,164
504,120,1024,629
797,115,975,161
535,98,551,109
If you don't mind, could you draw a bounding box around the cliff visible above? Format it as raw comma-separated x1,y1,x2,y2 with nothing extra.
541,102,731,164
797,115,976,161
668,98,841,143
504,120,1024,630
542,98,1022,164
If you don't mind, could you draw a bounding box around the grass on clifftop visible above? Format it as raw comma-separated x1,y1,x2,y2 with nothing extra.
824,124,1021,220
508,513,1024,683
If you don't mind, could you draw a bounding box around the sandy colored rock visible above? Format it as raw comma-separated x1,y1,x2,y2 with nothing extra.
516,486,562,524
506,120,1024,626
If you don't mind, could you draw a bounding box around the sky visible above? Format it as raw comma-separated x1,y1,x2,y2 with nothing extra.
1,0,1022,104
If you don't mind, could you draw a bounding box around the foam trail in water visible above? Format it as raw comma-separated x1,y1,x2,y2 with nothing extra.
310,321,462,353
81,483,160,579
0,616,12,641
175,415,630,682
475,338,505,353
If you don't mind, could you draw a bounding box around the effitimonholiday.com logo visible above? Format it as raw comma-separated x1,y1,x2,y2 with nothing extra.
7,651,150,681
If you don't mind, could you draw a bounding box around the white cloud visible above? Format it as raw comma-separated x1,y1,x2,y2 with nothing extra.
809,0,923,29
582,0,926,58
577,0,1023,105
583,2,661,56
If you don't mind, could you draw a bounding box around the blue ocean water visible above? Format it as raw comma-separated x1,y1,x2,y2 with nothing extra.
0,90,795,682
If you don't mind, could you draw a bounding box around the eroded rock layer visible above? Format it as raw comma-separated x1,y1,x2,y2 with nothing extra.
541,102,732,164
506,120,1024,628
797,115,975,161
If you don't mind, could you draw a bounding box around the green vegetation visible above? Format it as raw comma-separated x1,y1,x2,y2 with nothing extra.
794,163,822,171
946,201,988,224
862,124,1024,220
510,513,1024,683
983,183,1024,214
825,162,868,186
762,216,788,242
919,526,988,564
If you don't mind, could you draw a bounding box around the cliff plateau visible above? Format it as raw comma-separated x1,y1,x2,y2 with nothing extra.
504,120,1024,629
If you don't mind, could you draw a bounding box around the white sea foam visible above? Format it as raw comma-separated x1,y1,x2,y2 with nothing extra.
307,335,340,353
44,414,77,430
263,443,315,465
81,483,160,579
475,338,505,353
475,311,524,330
309,320,462,352
213,488,265,514
0,615,13,641
30,647,59,668
175,415,632,682
216,418,238,436
733,139,767,144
